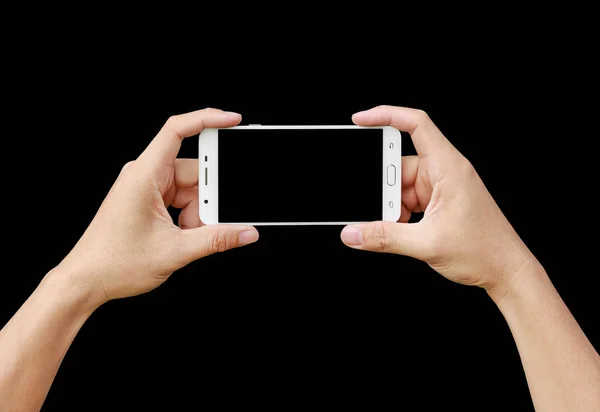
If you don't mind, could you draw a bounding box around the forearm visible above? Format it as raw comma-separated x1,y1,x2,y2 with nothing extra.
491,257,600,412
0,267,101,412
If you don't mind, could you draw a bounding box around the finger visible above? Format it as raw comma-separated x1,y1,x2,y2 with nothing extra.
175,159,199,188
401,155,419,211
402,186,420,212
400,156,427,212
139,108,241,167
163,183,177,207
341,221,427,260
401,155,419,187
352,105,452,156
399,202,411,223
177,225,259,264
172,187,197,209
178,199,202,229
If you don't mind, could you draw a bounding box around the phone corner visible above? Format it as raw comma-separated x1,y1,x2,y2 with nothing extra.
386,207,401,223
198,210,217,226
199,218,217,226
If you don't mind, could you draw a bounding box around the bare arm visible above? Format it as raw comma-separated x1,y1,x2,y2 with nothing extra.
342,105,600,411
0,108,258,411
490,257,600,411
0,268,100,411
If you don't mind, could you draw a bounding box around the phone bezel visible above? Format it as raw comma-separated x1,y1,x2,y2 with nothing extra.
198,125,401,225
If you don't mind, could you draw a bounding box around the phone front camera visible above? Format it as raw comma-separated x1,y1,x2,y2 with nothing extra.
204,199,209,204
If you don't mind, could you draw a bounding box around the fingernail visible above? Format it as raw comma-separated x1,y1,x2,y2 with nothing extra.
341,226,363,246
238,229,258,245
225,111,241,117
353,110,366,116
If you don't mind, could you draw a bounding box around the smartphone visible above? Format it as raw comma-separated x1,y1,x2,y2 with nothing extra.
198,125,401,225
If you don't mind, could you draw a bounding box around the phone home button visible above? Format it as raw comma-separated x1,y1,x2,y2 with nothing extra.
387,165,396,186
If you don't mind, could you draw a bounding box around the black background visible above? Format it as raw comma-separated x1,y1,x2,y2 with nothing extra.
1,20,598,412
218,128,383,223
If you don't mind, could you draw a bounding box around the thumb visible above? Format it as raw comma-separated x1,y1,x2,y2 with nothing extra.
341,221,427,259
178,224,259,263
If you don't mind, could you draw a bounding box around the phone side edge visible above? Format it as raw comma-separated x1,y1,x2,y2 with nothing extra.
383,126,402,222
198,128,219,224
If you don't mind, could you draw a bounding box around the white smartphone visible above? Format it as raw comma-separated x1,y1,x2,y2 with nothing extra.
198,125,401,225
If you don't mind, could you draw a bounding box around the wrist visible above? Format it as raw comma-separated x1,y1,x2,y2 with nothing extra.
42,264,107,317
486,250,547,306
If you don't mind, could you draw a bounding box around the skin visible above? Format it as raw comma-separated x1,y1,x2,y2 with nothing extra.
341,105,600,412
0,108,259,411
0,106,597,411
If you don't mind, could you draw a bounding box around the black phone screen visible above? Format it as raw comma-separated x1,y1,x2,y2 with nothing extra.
218,128,383,223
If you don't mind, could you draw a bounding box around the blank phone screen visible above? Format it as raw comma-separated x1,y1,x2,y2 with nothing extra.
218,128,383,223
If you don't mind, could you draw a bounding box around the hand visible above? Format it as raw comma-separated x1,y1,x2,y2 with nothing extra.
56,108,259,304
341,105,534,299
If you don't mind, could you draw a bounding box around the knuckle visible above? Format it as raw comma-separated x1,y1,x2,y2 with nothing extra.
164,115,180,129
456,155,477,178
414,109,430,123
162,115,184,139
201,107,220,114
209,229,233,253
364,221,392,251
118,161,136,177
121,161,135,173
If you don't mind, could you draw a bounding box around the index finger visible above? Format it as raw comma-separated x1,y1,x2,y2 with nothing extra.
138,108,242,167
352,105,453,156
174,158,199,188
